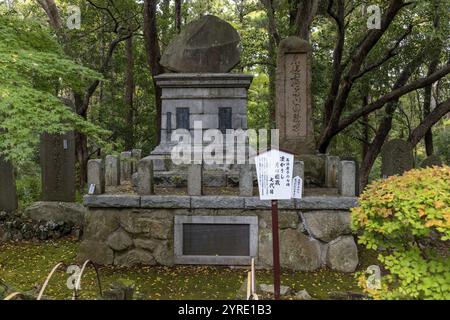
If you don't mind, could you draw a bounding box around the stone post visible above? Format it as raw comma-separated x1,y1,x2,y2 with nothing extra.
293,160,305,191
338,161,356,197
105,155,120,186
120,151,132,182
0,157,18,212
239,164,253,197
136,158,154,195
131,149,142,173
188,164,202,196
87,159,105,195
325,156,340,188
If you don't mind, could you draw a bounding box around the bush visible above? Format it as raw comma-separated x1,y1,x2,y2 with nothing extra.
352,166,450,299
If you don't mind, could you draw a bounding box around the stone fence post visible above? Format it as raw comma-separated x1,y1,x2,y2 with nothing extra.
87,159,105,195
120,151,132,182
188,164,203,196
136,158,154,195
105,155,120,186
239,164,253,197
338,161,356,197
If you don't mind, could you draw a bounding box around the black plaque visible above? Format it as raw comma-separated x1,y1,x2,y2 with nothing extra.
176,108,190,129
219,107,232,133
40,132,76,202
182,224,250,256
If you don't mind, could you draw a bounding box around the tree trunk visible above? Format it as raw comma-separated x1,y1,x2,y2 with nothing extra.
175,0,182,34
144,0,164,145
124,36,135,150
362,96,370,160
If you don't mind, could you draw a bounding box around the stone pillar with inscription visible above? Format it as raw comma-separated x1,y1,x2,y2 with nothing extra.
276,36,315,155
40,132,76,202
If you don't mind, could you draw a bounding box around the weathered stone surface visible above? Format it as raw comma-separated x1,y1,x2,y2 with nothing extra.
120,212,172,239
420,155,442,168
120,151,133,182
114,249,156,267
83,210,120,240
160,15,240,73
325,156,340,188
24,201,86,225
153,240,174,265
136,158,154,195
381,139,414,177
239,164,254,197
40,132,76,202
293,290,312,300
338,161,356,197
83,195,140,208
77,240,114,265
131,149,142,173
259,284,292,296
203,174,227,187
105,155,120,186
191,196,244,209
141,196,191,208
188,164,203,196
302,211,351,242
278,211,299,229
298,154,326,187
279,229,322,271
87,159,105,195
0,157,18,212
326,236,359,272
134,238,158,251
276,37,315,155
107,229,133,251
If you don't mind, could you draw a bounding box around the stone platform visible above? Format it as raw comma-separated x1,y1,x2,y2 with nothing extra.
78,195,359,272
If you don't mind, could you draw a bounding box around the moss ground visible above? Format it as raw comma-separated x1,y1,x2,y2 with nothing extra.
0,239,378,300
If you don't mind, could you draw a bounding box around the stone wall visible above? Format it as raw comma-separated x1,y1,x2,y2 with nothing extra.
79,195,359,272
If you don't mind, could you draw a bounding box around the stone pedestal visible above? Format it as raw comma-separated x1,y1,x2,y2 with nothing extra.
150,73,253,170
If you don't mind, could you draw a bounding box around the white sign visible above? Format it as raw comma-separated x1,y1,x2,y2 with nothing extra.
255,149,294,200
88,184,96,195
292,176,303,199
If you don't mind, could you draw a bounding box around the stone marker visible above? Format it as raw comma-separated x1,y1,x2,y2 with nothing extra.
160,15,241,73
276,36,315,155
420,155,442,168
293,160,305,190
120,151,132,182
40,132,76,202
325,156,339,188
131,149,142,173
239,164,253,197
136,158,154,195
87,159,105,195
381,139,414,177
0,157,18,212
105,155,120,186
188,164,202,196
338,161,356,197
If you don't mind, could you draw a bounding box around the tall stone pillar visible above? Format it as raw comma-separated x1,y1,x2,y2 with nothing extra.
276,36,315,155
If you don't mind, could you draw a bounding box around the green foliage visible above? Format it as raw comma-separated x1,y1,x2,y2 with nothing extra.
0,14,109,165
352,166,450,299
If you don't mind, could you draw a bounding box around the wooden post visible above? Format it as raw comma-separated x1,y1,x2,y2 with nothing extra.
271,199,281,300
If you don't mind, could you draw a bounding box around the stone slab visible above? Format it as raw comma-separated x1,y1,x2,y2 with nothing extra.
141,196,191,209
83,195,140,208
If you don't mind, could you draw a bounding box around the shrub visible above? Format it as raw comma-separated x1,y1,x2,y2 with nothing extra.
352,166,450,299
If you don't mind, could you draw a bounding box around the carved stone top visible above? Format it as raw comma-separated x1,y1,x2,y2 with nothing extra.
160,15,241,73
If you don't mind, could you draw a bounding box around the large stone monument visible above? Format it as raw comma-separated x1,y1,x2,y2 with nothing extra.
0,156,18,212
40,132,76,202
381,139,414,177
150,15,253,170
276,36,315,155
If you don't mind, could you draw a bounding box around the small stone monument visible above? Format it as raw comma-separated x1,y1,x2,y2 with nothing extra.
276,36,315,155
381,139,414,177
105,155,120,186
0,156,18,212
87,159,105,195
120,151,133,182
420,155,442,168
40,132,76,202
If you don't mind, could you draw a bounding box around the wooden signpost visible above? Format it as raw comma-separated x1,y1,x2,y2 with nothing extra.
255,149,299,300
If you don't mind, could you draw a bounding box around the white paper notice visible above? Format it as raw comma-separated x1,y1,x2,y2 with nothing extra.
292,176,303,199
255,149,294,200
88,184,96,195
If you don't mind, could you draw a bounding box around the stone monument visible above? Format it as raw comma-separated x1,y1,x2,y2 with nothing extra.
381,139,414,177
40,132,76,202
0,156,18,212
150,15,253,170
276,36,315,155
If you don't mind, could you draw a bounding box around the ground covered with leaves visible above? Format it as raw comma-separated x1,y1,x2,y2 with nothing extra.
0,240,376,300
